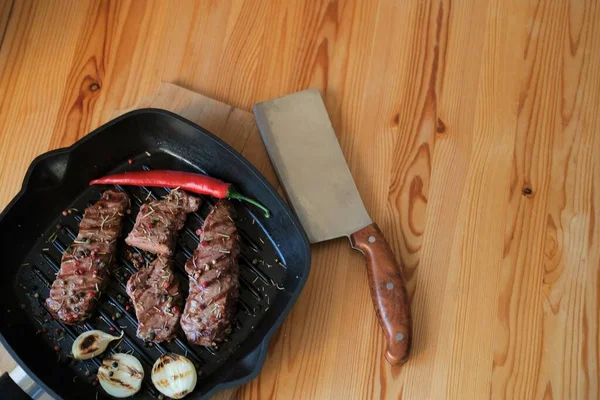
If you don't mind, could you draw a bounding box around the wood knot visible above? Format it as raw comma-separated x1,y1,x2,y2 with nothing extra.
436,118,446,133
522,185,533,196
393,113,400,126
89,82,101,92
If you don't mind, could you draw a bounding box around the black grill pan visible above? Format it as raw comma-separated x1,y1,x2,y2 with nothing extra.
0,109,311,399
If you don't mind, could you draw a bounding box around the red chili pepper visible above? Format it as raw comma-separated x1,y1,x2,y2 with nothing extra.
90,170,270,217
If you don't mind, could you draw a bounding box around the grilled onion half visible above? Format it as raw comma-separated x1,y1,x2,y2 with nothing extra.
151,353,197,399
98,353,144,398
71,330,122,360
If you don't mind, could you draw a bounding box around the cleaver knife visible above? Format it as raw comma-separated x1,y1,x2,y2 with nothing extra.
254,88,412,365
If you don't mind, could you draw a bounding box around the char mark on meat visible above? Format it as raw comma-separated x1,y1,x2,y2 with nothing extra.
181,200,240,346
46,190,130,324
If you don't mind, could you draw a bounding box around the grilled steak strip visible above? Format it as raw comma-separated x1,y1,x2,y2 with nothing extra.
181,200,240,346
46,190,130,324
125,189,201,256
126,257,183,342
125,189,200,342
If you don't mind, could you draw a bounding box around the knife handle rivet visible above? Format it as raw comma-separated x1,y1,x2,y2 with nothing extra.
396,333,404,341
368,236,376,243
386,282,394,290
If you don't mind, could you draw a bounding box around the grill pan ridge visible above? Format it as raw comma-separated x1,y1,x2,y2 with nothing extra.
0,109,311,399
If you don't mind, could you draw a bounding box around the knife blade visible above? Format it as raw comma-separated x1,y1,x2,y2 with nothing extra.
254,88,412,365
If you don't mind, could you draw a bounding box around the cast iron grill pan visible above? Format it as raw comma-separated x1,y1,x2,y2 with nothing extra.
0,110,311,399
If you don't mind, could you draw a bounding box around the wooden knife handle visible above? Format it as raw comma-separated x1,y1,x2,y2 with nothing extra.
350,223,412,365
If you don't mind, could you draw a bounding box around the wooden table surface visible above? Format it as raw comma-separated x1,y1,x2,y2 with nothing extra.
1,1,599,399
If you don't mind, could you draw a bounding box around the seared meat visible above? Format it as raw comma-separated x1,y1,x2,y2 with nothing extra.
125,189,199,342
126,257,182,342
46,190,130,324
181,200,240,346
125,190,201,256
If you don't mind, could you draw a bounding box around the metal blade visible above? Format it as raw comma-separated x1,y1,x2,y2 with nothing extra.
254,88,372,243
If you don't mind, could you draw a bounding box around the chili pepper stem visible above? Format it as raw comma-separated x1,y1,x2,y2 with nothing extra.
227,188,270,218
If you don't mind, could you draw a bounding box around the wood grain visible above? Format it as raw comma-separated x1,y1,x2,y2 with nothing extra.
0,1,599,399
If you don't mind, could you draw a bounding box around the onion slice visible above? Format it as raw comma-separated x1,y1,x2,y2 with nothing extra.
98,353,144,398
152,353,197,399
71,330,123,360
